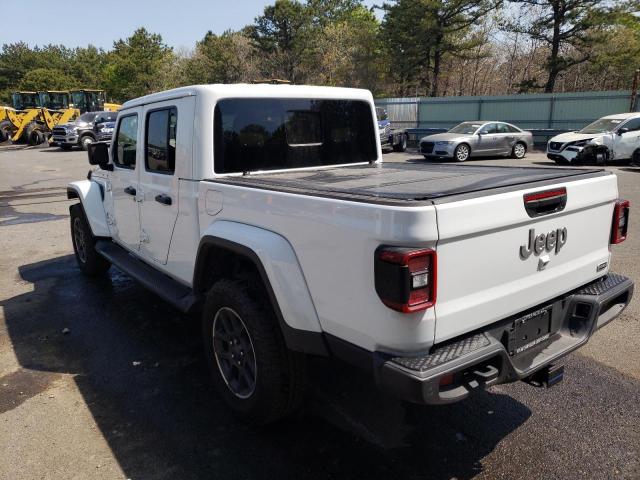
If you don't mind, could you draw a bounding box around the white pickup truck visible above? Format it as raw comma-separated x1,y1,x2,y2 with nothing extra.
67,85,633,424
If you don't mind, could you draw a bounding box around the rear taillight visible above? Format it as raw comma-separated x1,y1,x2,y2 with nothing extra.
611,199,630,244
374,247,437,313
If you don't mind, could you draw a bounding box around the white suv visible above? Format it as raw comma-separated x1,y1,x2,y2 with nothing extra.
547,112,640,164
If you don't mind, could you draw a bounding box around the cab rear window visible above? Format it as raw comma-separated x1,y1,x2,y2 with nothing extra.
214,98,377,173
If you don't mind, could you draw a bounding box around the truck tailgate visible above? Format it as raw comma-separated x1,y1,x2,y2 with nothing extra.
433,173,618,342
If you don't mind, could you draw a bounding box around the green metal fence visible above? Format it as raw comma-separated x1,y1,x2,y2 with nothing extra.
375,90,635,131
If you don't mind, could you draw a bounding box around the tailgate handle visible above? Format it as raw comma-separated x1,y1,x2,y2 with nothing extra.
523,187,567,217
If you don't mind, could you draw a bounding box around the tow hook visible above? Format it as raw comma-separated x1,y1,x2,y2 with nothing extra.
524,364,565,388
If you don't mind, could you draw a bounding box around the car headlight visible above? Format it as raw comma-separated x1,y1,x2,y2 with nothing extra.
435,141,451,145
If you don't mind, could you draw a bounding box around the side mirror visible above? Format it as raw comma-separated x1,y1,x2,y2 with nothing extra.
617,127,629,136
88,142,112,170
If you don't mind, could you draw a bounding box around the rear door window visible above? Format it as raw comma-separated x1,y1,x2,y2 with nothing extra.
145,107,177,174
214,98,377,174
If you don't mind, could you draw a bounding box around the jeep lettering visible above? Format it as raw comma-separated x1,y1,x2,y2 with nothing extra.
520,227,568,259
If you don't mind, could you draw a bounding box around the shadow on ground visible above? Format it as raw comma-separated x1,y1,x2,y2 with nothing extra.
1,255,531,480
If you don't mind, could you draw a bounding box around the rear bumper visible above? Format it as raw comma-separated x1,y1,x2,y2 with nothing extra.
331,273,633,405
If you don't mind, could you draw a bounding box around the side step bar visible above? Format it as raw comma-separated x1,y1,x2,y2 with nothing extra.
95,240,199,313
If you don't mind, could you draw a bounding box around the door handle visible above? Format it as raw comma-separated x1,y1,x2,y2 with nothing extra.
124,186,136,196
155,194,172,206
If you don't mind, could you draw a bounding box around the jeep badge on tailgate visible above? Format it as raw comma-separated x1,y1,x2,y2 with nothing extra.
520,227,568,259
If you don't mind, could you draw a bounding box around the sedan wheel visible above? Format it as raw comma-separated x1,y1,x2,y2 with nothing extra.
454,144,470,162
513,142,526,159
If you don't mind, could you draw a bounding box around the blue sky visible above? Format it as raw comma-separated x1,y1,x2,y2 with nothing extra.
1,0,380,50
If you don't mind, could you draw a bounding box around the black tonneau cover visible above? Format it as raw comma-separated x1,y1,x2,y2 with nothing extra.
206,162,608,206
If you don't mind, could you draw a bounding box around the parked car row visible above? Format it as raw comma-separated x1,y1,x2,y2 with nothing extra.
415,112,640,165
51,110,118,150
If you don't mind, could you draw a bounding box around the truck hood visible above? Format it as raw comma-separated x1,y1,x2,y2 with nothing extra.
58,121,90,129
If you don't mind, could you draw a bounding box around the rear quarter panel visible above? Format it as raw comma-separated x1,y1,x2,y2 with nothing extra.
198,181,439,354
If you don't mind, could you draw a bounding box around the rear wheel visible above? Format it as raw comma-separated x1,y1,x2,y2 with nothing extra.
393,134,407,152
202,278,306,425
512,142,527,159
454,143,470,162
70,204,110,276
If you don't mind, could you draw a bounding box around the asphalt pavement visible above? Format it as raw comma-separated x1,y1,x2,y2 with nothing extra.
0,145,638,480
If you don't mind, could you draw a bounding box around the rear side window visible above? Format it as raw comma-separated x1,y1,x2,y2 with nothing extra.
113,114,138,169
497,123,511,134
145,107,177,174
214,98,377,174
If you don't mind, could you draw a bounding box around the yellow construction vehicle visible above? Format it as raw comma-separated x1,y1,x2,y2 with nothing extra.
0,91,41,143
69,89,121,113
0,90,82,144
0,89,120,144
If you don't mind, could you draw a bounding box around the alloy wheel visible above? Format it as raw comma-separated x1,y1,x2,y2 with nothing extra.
73,217,87,263
212,307,257,399
456,144,469,161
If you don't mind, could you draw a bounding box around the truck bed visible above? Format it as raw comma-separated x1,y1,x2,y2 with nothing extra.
206,162,608,206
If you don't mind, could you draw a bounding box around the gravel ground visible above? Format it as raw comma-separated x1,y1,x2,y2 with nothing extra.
0,145,638,480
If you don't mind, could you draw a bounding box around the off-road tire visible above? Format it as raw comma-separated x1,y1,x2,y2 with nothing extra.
0,120,13,143
454,143,471,162
512,142,527,159
80,135,95,151
202,278,306,425
69,204,110,276
25,123,45,146
393,134,407,152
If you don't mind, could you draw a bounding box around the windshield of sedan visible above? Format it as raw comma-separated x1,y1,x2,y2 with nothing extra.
579,118,624,134
448,122,483,134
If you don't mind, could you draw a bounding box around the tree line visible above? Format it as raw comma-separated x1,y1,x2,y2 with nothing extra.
0,0,638,104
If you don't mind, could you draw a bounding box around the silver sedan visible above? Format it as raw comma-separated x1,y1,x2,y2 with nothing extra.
419,121,533,161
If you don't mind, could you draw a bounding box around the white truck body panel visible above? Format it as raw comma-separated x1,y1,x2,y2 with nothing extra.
434,175,617,342
198,181,439,353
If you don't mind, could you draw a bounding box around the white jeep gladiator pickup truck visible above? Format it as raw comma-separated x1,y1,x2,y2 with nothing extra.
67,84,633,424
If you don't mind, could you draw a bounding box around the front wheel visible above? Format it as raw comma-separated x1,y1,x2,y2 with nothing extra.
26,123,45,146
454,143,470,162
70,204,110,276
202,278,305,425
512,142,527,159
80,135,94,151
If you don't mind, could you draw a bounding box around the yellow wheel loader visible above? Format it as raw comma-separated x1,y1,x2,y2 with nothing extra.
69,89,121,113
